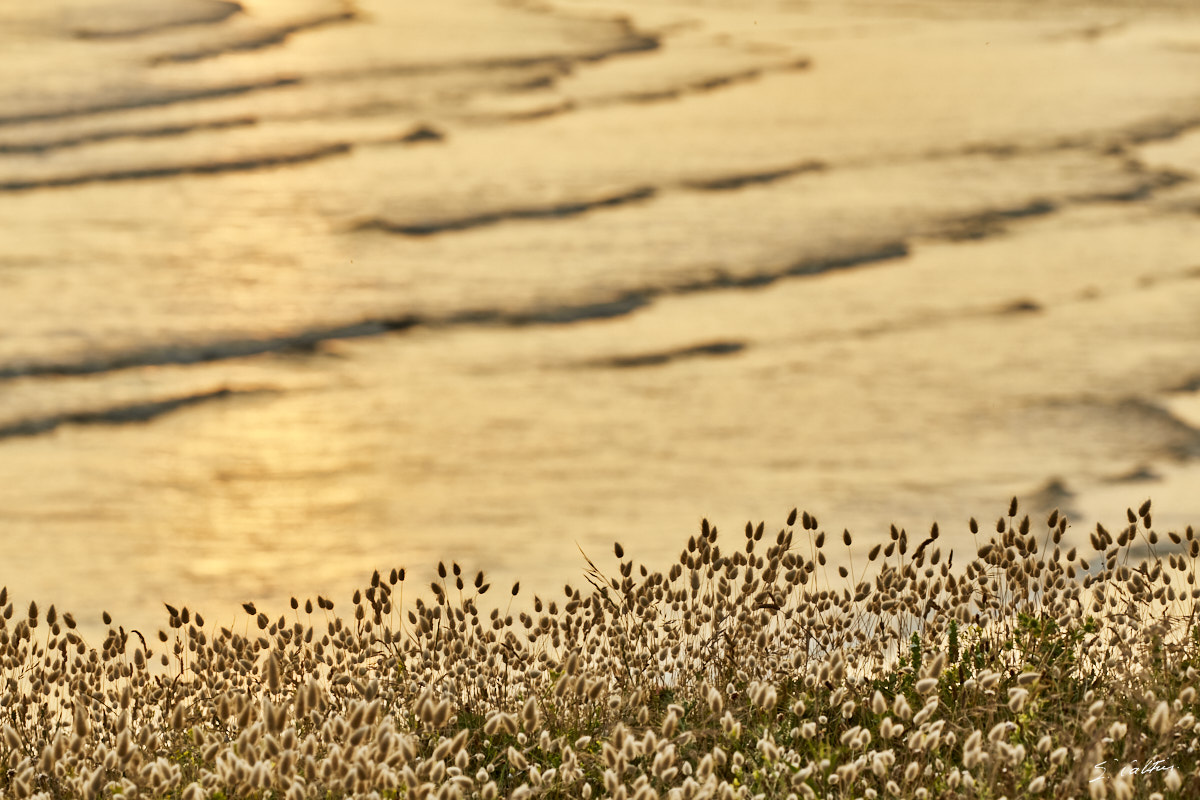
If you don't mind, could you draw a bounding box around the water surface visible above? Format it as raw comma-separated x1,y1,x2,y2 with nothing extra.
2,0,1200,640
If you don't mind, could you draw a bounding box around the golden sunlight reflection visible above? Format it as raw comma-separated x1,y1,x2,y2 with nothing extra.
1,0,1199,644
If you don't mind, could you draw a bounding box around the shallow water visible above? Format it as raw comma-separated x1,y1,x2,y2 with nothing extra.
2,0,1199,641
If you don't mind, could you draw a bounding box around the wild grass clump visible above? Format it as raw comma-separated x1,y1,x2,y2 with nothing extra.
1,498,1198,799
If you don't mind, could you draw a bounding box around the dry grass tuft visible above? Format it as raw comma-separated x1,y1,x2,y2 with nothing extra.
1,498,1198,799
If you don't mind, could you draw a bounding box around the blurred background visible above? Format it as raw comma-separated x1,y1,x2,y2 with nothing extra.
2,0,1199,641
